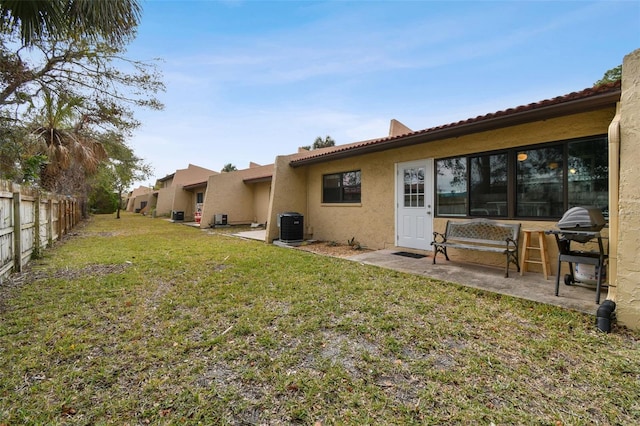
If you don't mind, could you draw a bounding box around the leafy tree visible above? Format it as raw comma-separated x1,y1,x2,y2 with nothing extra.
0,0,141,46
0,37,163,126
93,132,152,219
88,181,120,214
221,163,237,172
594,65,622,86
0,124,33,181
0,0,163,198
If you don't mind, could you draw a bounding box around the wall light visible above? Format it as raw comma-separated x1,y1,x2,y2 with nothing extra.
517,153,528,161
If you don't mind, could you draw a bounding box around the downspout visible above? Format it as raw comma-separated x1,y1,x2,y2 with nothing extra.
607,102,621,302
306,166,312,239
598,102,621,332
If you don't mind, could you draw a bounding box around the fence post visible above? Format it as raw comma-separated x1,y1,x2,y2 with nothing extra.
12,189,22,273
34,191,41,256
59,198,65,237
48,197,54,246
57,197,62,239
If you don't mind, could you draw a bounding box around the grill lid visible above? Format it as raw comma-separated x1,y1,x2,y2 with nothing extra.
557,206,606,231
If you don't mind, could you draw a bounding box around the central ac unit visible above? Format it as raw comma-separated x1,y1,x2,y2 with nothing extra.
214,214,228,226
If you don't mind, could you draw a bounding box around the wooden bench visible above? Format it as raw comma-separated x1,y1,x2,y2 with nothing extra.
431,219,521,277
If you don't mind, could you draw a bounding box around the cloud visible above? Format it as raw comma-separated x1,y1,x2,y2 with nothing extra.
126,0,639,188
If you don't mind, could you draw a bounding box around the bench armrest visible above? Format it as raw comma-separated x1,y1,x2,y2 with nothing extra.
505,237,518,250
432,231,447,245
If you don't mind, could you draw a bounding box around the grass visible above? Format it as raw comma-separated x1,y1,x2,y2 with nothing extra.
0,213,639,425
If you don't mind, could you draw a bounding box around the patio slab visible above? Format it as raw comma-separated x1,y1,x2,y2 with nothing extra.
233,229,267,240
345,249,605,315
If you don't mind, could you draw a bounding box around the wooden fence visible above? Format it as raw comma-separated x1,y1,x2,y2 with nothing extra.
0,179,80,283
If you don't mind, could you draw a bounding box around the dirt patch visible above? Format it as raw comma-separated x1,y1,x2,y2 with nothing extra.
294,241,371,258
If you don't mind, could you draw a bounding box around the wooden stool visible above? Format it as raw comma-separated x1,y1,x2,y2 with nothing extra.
520,230,550,280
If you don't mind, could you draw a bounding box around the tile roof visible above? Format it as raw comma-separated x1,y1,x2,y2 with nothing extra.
290,81,621,167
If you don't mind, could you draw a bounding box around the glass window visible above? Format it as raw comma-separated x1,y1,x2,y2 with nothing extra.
568,138,608,218
469,153,507,217
516,146,564,217
323,170,361,203
436,158,467,216
196,192,204,203
404,167,425,207
433,135,608,220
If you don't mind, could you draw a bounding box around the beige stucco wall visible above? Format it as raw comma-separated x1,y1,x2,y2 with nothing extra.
253,181,271,225
616,49,640,329
200,173,258,226
153,164,216,219
136,193,154,214
267,155,308,242
173,164,217,186
158,176,174,189
126,186,151,211
155,186,175,217
290,107,614,273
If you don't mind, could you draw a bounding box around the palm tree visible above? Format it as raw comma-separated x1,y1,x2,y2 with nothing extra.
30,90,107,193
0,0,141,46
313,136,335,149
221,163,237,172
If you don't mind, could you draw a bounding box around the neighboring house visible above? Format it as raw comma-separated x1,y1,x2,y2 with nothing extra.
267,82,619,251
125,185,152,213
153,172,175,217
200,162,275,227
183,180,207,222
265,49,640,329
152,164,217,220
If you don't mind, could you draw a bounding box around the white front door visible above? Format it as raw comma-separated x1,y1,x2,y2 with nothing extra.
396,159,434,250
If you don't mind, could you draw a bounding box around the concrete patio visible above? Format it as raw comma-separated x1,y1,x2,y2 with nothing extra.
346,249,605,315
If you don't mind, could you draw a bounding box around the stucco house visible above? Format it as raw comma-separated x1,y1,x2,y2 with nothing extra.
265,49,640,329
199,162,274,227
125,185,153,213
152,164,217,220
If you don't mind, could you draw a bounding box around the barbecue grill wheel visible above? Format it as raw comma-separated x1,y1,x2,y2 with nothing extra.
564,274,574,286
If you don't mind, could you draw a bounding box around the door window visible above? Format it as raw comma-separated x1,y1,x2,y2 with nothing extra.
403,167,425,207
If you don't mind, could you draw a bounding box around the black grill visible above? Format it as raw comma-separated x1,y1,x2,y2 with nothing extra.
547,206,609,303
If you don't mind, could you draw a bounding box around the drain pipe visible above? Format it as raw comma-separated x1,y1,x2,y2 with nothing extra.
597,300,617,333
598,102,621,332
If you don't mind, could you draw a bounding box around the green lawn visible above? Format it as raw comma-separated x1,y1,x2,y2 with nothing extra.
1,213,638,425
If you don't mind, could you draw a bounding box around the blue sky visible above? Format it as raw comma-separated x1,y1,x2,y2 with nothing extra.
126,0,639,187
